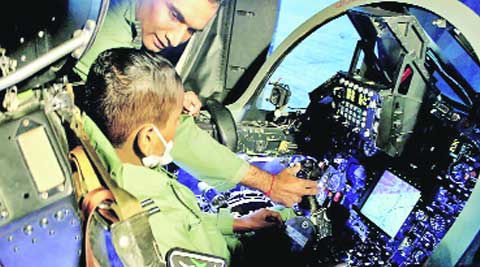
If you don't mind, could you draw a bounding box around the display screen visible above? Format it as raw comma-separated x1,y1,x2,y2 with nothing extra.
361,170,421,237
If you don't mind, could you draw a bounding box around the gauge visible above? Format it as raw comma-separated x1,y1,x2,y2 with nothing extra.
415,210,428,222
326,172,346,192
429,214,447,234
412,249,426,264
449,162,474,183
349,165,366,189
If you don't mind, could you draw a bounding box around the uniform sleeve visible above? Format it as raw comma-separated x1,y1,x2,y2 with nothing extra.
74,6,134,81
201,208,234,235
172,116,250,191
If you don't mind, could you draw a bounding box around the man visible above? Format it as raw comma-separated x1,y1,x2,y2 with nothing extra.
75,0,318,207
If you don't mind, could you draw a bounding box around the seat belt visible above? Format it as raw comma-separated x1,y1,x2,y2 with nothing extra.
69,146,103,202
70,146,120,267
82,188,116,267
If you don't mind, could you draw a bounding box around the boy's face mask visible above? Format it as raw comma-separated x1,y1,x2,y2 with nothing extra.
142,126,174,168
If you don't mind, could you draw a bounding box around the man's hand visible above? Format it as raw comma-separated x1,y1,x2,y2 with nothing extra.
240,164,319,207
270,163,318,207
233,208,283,232
183,91,202,116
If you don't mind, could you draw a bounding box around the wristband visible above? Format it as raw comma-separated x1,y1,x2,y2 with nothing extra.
265,174,275,197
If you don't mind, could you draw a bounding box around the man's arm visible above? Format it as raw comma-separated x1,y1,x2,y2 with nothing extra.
172,115,318,207
172,115,250,191
241,164,318,207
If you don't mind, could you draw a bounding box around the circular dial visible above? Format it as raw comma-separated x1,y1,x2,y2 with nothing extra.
449,162,474,183
412,249,426,264
429,214,447,234
326,171,346,192
415,210,428,222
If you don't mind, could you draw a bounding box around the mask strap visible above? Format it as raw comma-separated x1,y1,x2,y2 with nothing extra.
152,126,168,147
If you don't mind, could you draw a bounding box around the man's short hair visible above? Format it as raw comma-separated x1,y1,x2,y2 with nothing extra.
83,48,184,147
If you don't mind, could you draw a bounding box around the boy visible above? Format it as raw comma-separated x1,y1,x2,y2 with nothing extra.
82,47,284,262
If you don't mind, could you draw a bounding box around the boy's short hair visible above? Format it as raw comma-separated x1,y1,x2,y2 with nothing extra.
83,48,184,147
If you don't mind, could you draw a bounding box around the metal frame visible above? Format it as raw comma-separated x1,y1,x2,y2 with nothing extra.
228,0,480,120
0,22,95,91
0,0,110,91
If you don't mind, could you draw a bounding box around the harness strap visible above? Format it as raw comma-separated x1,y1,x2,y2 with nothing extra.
82,188,117,267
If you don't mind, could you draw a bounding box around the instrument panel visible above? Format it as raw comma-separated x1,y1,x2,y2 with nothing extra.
331,72,385,148
194,6,480,264
285,67,480,266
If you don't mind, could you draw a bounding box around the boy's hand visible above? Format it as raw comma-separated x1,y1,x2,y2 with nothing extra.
183,91,202,116
233,208,283,232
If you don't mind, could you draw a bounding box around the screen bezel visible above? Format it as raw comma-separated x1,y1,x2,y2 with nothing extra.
356,169,423,238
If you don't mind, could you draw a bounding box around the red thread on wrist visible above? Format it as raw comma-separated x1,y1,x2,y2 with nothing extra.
265,174,275,197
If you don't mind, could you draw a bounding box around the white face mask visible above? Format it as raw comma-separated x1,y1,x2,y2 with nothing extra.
142,126,174,168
